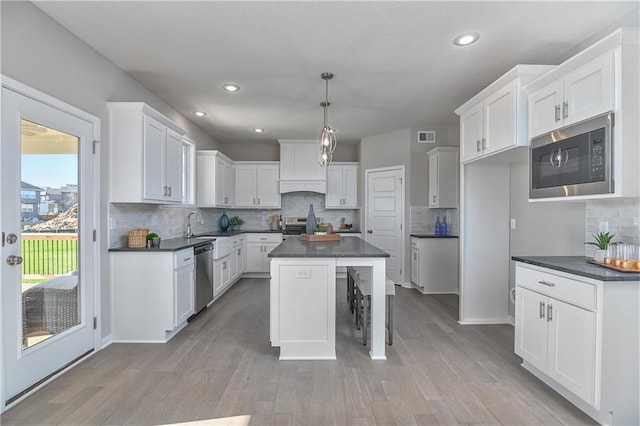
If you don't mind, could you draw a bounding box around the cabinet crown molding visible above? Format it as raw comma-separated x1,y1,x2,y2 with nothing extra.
106,102,186,135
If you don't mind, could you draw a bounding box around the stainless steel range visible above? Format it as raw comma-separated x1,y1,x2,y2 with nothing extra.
283,216,323,238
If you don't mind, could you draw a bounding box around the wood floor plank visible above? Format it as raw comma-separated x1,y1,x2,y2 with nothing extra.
2,278,596,425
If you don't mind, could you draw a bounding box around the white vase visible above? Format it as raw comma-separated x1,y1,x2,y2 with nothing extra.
594,249,606,263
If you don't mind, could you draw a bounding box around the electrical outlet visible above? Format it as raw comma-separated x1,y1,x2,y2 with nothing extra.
599,221,609,233
510,218,516,230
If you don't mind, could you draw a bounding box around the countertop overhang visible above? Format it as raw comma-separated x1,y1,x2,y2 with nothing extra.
512,256,640,282
268,236,389,258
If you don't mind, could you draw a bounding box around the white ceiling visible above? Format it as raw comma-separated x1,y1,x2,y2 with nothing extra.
34,1,639,145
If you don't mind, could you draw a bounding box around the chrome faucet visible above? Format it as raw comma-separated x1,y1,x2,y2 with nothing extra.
185,211,204,237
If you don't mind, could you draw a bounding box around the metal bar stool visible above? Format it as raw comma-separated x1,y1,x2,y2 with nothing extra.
349,266,395,346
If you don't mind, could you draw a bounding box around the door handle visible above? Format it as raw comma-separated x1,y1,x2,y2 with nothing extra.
547,304,553,322
539,301,545,319
555,104,561,122
476,139,481,152
562,101,568,119
6,255,23,266
367,230,373,233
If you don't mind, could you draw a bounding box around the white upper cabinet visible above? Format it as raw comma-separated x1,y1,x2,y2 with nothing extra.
528,51,614,138
455,65,554,164
278,140,327,193
196,150,235,208
108,102,187,203
427,147,458,208
326,163,359,209
234,162,281,208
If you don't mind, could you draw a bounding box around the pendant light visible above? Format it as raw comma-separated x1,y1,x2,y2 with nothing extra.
318,72,336,166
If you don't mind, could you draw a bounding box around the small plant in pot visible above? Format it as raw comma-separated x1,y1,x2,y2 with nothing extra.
229,216,244,231
146,232,161,248
585,231,615,263
314,225,329,235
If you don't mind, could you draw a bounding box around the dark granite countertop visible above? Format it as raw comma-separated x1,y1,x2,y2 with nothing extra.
196,229,283,237
410,234,459,238
269,236,389,258
109,236,217,252
512,256,640,282
109,229,283,252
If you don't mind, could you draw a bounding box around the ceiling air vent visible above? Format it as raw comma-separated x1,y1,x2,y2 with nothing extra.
417,130,436,144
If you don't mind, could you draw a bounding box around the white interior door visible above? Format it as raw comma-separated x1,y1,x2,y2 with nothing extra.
365,167,404,284
1,85,98,408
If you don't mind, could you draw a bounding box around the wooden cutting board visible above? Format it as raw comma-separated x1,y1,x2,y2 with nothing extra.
300,233,341,242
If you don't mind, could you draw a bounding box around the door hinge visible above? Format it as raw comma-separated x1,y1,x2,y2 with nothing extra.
92,140,100,154
93,229,97,242
93,317,97,330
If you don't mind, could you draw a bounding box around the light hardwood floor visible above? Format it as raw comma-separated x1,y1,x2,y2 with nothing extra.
2,278,595,425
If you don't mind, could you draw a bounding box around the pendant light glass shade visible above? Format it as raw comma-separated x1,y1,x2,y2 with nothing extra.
318,72,336,166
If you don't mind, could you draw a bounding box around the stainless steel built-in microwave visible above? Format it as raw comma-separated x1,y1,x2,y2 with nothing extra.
530,112,614,199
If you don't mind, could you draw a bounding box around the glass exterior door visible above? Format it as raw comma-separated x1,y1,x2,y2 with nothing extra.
2,86,96,407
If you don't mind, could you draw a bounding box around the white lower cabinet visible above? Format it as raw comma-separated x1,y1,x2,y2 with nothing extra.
410,237,459,294
111,248,194,342
514,262,639,425
515,286,596,404
213,235,245,299
246,233,282,274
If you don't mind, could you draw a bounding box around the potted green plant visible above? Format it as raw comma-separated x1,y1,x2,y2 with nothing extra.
229,216,244,231
585,231,615,263
146,232,161,248
314,225,329,235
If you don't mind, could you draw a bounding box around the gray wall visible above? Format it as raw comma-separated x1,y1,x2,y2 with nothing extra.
1,2,219,339
508,161,586,316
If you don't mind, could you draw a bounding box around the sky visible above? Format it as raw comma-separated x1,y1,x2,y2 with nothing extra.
21,154,78,189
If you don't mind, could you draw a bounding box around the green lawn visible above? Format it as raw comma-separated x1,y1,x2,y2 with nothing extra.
21,239,77,277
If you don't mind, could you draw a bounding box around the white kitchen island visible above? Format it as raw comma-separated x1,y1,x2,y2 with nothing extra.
269,236,390,360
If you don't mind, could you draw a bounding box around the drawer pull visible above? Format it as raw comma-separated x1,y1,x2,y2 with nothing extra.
538,280,555,287
184,257,192,262
539,301,545,319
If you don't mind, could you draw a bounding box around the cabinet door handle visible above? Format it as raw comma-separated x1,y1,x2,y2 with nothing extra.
547,303,553,322
253,198,256,205
539,301,545,319
257,198,260,205
482,138,487,150
538,280,555,287
223,261,227,269
168,186,172,197
432,195,436,203
554,104,561,122
562,101,568,119
476,139,481,152
163,186,167,196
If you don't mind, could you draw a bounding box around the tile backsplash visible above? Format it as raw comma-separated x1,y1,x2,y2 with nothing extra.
585,198,640,256
109,192,359,247
410,205,458,235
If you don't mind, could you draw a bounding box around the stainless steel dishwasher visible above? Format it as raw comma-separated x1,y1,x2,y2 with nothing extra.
191,241,214,319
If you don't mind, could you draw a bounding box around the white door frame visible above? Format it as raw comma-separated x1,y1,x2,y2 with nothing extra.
0,75,101,412
363,165,405,286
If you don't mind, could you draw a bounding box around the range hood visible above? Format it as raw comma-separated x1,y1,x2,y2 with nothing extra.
278,139,327,194
280,180,326,194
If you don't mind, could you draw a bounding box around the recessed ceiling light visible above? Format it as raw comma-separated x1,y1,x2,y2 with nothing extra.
253,128,264,133
223,83,240,92
453,32,480,46
193,111,207,117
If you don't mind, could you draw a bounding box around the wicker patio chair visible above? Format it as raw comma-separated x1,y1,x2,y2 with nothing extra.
22,274,79,341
